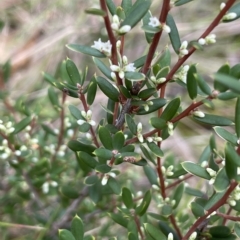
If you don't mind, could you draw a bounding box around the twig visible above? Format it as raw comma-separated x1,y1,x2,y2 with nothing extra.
217,211,240,222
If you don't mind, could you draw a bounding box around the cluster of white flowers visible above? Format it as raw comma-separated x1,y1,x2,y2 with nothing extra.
148,16,171,33
44,144,56,155
161,165,174,177
137,122,144,143
142,101,153,112
227,185,240,207
221,2,237,20
206,167,217,185
110,55,136,79
157,195,176,208
111,15,131,34
101,172,116,186
174,65,189,83
167,122,174,136
179,41,189,58
198,34,216,45
77,110,96,126
91,38,112,57
42,180,58,194
146,135,162,143
0,139,11,159
57,145,67,157
0,120,15,135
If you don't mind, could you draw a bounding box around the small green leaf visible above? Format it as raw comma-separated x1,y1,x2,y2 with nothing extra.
147,142,164,157
121,0,132,15
156,66,170,79
137,98,167,115
193,113,233,126
68,105,82,119
186,65,197,100
125,72,145,81
157,47,171,68
106,0,117,15
108,177,121,195
231,63,240,79
142,11,154,43
97,76,119,102
85,8,106,16
93,58,112,80
144,223,167,240
214,127,238,146
119,85,131,98
42,124,58,136
138,88,156,99
128,232,139,240
120,1,151,29
196,74,212,96
205,191,226,210
214,73,240,94
79,151,98,168
161,204,172,217
94,148,113,159
213,167,230,192
141,145,156,165
95,164,112,173
166,14,181,54
149,117,167,129
141,25,161,34
234,223,240,238
125,114,137,134
68,140,96,154
13,116,32,134
109,213,128,228
136,190,151,216
235,97,240,138
174,0,194,6
84,175,99,185
181,161,211,180
48,87,60,111
172,183,184,209
185,187,205,198
66,44,106,58
133,55,147,69
122,187,134,209
66,58,82,85
87,76,97,105
71,215,84,240
161,97,180,121
98,126,113,150
191,202,205,218
113,131,125,150
209,226,232,238
214,64,231,92
60,185,79,199
218,91,239,100
59,229,76,240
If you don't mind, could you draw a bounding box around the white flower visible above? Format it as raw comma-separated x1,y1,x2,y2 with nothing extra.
162,24,171,33
111,15,131,34
167,122,174,136
137,122,144,143
91,38,112,56
174,65,189,83
42,182,49,194
205,34,216,44
125,63,136,72
119,25,131,34
167,233,174,240
220,2,226,10
67,129,74,137
148,16,160,27
193,111,205,118
15,150,21,156
198,38,206,45
77,110,96,126
189,232,197,240
179,41,189,58
223,12,237,20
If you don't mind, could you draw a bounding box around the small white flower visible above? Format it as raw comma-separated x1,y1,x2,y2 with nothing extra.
111,15,131,34
15,150,21,156
91,38,112,56
205,34,216,44
101,174,110,185
88,120,96,126
137,122,144,143
167,233,174,240
198,38,206,45
161,166,166,173
223,12,237,20
189,232,197,240
162,24,171,33
50,181,58,187
174,65,189,83
11,159,18,164
77,119,86,125
148,16,160,27
220,2,226,10
67,129,74,137
42,182,49,194
86,133,92,140
228,199,236,206
201,161,208,168
110,60,136,79
179,41,189,58
193,111,205,118
119,25,131,34
206,168,216,177
125,63,136,72
111,72,116,81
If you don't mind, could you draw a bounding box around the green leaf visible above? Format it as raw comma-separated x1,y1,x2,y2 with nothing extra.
236,97,240,138
60,185,79,199
136,190,151,216
193,113,233,126
125,72,145,81
109,213,128,228
174,0,194,6
120,1,151,29
234,223,240,238
85,8,106,16
214,73,240,94
108,177,121,195
161,204,172,217
84,175,99,185
144,223,167,240
93,58,112,80
156,66,170,79
181,161,211,180
41,124,58,136
225,143,240,180
125,114,137,134
141,25,161,34
138,88,156,99
59,229,76,240
191,202,205,218
66,44,106,58
149,117,167,130
95,164,112,173
98,126,113,150
71,215,84,240
141,145,156,165
157,47,171,68
161,97,180,121
133,55,147,69
128,232,139,240
106,0,117,15
142,11,155,43
213,168,230,192
172,183,184,209
87,76,97,105
222,2,240,22
209,226,232,238
185,187,205,198
122,187,134,209
204,191,226,210
78,151,98,168
166,14,181,54
113,131,125,150
68,140,96,154
147,142,164,157
231,63,240,79
66,58,82,85
214,64,230,92
68,105,82,119
13,116,32,134
121,0,132,15
94,148,113,159
97,76,119,102
196,74,212,96
137,98,167,115
218,91,239,100
214,127,238,146
186,65,197,100
119,85,131,98
48,87,60,111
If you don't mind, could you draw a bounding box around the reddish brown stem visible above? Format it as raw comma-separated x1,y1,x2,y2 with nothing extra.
218,210,240,222
166,174,192,190
169,214,182,239
222,207,232,225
